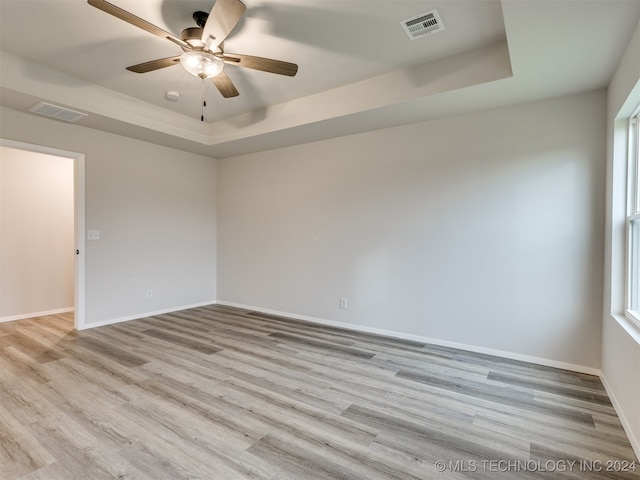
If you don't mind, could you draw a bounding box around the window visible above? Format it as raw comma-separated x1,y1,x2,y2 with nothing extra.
627,109,640,323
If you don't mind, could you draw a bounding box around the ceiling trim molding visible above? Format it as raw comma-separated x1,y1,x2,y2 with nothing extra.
0,39,512,151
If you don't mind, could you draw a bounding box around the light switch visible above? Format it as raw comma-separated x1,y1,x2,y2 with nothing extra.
87,230,100,240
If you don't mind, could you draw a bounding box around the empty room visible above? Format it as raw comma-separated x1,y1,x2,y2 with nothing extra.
1,0,639,478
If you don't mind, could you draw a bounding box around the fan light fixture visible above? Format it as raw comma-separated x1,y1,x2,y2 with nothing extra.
180,51,223,79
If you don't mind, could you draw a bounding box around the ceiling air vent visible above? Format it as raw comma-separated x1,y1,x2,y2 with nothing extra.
28,102,88,123
401,9,444,40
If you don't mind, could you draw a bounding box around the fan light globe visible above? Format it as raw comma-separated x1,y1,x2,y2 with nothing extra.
180,51,223,79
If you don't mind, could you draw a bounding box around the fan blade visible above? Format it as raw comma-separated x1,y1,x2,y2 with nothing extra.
219,53,298,76
87,0,188,49
201,0,246,50
126,56,181,73
211,71,239,98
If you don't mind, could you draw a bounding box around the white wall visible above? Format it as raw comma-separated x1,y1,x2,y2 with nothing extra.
0,107,218,327
218,90,606,371
602,17,640,459
0,146,74,320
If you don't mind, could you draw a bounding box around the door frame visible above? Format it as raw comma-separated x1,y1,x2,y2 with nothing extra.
0,138,85,329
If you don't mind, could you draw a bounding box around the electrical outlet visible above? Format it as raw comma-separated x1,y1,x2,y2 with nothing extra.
340,297,348,309
146,289,153,299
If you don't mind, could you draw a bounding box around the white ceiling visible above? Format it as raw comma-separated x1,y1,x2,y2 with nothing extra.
1,0,639,158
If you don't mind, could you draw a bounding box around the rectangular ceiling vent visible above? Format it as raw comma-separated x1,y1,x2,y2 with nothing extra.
401,9,445,40
28,102,88,123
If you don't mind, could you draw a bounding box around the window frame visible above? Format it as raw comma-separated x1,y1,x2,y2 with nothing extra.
626,108,640,325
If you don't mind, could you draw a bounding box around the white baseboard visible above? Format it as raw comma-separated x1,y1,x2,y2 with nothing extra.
215,301,601,376
1,307,74,323
600,374,640,461
77,300,217,330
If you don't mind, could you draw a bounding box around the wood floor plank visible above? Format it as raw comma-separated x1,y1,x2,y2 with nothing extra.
0,403,56,479
3,331,65,364
487,371,612,405
396,368,597,427
0,346,51,386
0,306,638,480
473,410,637,462
247,430,404,480
70,336,149,368
17,452,154,480
139,328,222,355
34,377,142,452
529,444,639,480
0,377,61,427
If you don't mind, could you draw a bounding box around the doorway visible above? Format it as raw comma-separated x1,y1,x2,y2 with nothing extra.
0,139,85,329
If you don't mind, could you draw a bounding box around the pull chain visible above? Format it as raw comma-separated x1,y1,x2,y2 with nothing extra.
201,78,207,122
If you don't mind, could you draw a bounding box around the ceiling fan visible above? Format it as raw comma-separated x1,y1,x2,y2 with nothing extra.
87,0,298,106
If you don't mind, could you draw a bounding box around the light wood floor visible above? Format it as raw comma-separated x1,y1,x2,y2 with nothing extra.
0,305,638,479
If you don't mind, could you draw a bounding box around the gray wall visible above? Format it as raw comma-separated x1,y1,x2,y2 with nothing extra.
0,107,218,326
602,15,640,459
218,90,606,371
0,146,74,320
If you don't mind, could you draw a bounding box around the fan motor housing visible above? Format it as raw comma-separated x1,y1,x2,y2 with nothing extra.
182,27,204,46
193,11,209,28
181,27,224,52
